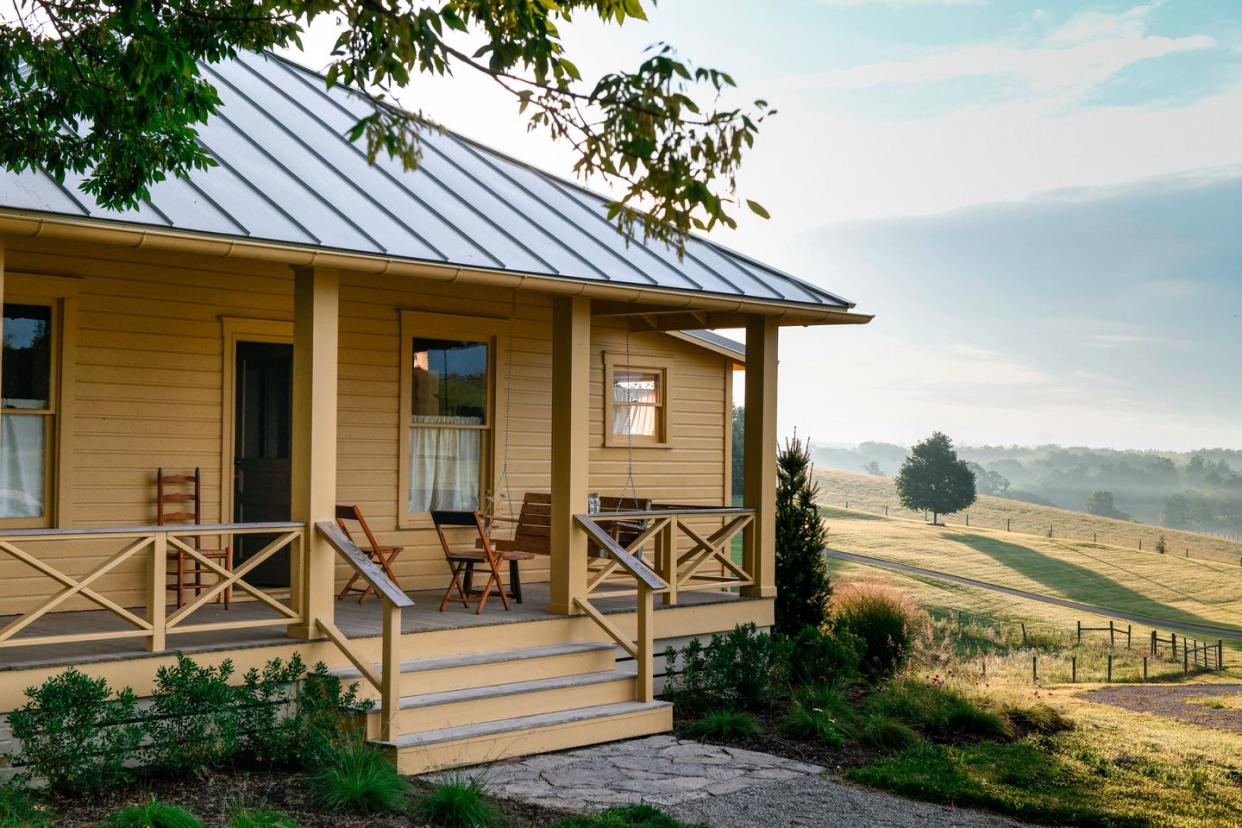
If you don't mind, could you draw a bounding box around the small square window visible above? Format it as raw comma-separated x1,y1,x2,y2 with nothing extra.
605,355,670,447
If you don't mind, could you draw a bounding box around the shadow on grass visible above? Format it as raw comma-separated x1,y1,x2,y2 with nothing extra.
943,533,1228,632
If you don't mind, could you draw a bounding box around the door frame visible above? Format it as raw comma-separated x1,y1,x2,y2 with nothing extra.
220,317,294,524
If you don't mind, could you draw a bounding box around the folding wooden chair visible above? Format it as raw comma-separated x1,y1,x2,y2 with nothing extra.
335,505,403,602
432,510,533,613
157,467,232,609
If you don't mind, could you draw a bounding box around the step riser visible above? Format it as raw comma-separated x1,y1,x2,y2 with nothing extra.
388,705,673,775
364,677,636,739
355,649,617,699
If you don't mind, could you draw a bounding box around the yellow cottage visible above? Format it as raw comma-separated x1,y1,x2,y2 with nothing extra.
0,51,870,772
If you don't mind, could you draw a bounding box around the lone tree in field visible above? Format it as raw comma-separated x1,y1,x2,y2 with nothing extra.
775,435,830,635
0,1,769,251
895,432,976,526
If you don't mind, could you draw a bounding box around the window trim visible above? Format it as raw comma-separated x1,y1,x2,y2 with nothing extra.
398,310,508,529
603,352,673,449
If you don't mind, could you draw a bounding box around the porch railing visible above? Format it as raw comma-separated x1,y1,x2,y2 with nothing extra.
573,514,669,702
0,522,305,652
581,506,755,605
315,521,413,741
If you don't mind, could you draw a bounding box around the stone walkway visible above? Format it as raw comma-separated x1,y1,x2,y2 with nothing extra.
434,736,1024,826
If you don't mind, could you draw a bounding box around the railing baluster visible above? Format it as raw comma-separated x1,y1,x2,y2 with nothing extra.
381,598,401,742
148,531,167,652
636,584,654,702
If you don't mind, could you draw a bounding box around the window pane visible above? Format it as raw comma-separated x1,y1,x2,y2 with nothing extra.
3,304,52,410
613,370,658,405
0,414,44,518
612,404,657,437
408,426,481,512
411,339,487,424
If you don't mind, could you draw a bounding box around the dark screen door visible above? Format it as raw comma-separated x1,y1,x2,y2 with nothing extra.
233,341,293,586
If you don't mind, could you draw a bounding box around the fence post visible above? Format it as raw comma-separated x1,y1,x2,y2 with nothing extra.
1021,623,1027,646
1107,654,1113,683
966,513,969,526
1172,632,1177,658
1071,656,1076,683
1077,620,1082,643
1150,630,1156,656
1127,624,1132,649
1143,656,1148,681
1184,646,1189,676
884,505,888,516
1109,621,1115,648
146,530,167,653
1139,539,1142,550
1007,518,1011,532
1032,655,1038,683
1219,641,1224,671
1094,531,1097,543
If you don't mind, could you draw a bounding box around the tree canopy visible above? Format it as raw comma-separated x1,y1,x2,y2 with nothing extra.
0,0,770,251
895,432,976,525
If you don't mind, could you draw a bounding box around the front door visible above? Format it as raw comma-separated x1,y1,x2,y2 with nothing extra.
233,341,293,586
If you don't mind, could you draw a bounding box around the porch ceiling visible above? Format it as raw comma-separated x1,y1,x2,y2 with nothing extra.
0,50,867,323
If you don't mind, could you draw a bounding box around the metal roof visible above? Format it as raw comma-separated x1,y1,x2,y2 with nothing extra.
677,330,746,362
0,50,854,311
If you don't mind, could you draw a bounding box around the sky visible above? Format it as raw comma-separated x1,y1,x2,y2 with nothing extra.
285,0,1242,451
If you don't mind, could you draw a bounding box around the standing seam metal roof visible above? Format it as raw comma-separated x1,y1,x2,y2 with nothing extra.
0,50,854,311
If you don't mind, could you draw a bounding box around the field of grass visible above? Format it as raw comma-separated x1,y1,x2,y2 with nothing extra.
816,467,1242,566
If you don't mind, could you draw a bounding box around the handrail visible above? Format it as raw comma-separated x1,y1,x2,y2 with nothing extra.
0,521,305,540
574,515,667,592
588,507,753,520
314,521,411,741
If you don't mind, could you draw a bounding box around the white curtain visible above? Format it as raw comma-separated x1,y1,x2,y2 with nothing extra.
408,416,482,513
612,373,658,437
0,414,44,518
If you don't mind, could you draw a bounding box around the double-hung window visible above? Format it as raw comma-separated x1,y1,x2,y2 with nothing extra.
604,353,671,448
399,312,502,525
0,302,55,524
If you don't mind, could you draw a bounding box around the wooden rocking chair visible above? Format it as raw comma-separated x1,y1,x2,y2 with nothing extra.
335,505,404,602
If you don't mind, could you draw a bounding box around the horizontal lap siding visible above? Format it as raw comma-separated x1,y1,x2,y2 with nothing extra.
0,238,730,615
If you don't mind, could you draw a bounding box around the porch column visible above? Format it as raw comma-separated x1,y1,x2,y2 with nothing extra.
742,315,778,598
548,295,591,615
289,266,339,637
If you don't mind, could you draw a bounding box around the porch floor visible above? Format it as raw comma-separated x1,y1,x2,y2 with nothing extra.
0,583,751,671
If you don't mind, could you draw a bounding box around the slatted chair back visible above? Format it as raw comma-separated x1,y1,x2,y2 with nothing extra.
156,467,232,609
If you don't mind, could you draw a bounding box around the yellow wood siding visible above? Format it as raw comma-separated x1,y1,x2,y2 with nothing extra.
0,237,730,614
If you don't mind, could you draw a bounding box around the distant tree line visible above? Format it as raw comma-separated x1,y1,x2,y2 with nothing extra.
814,441,1242,535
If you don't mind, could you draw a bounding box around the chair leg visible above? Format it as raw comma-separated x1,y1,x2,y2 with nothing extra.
439,561,471,611
482,555,510,613
338,570,361,601
509,558,523,604
463,564,474,597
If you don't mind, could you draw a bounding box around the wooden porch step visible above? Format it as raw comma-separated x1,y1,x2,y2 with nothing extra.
334,641,618,697
375,700,673,775
364,666,637,738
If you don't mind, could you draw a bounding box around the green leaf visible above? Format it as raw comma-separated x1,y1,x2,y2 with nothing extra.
746,199,770,219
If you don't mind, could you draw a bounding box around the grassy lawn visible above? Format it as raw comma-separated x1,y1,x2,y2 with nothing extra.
818,505,1242,641
815,467,1242,566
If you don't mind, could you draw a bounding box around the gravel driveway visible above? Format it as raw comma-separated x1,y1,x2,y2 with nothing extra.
1083,683,1242,733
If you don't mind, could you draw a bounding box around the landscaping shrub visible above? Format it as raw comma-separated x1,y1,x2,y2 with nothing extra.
146,655,239,774
101,800,203,828
663,624,789,715
553,804,698,827
993,699,1073,736
309,741,406,814
237,655,371,769
9,667,143,795
229,807,302,828
833,582,926,681
786,623,861,688
414,776,499,828
860,714,921,751
0,784,52,828
779,686,856,746
774,435,831,635
684,710,760,741
865,679,1011,742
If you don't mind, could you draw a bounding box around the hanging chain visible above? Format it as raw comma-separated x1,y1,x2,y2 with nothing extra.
619,321,637,506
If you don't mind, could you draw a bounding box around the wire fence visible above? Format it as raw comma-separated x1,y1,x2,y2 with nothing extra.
820,496,1242,567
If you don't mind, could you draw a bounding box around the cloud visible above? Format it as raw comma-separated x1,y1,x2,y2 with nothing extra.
785,2,1214,101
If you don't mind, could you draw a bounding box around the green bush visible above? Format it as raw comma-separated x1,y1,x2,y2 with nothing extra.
101,800,203,828
146,655,239,774
786,624,861,688
236,655,371,769
663,624,789,715
414,776,499,827
552,804,699,827
779,686,856,746
228,807,302,828
0,784,52,828
9,667,143,795
833,583,925,681
309,741,406,814
994,700,1073,736
865,679,1011,742
860,714,921,751
684,710,760,741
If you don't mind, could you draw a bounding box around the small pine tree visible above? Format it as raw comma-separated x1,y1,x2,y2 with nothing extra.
775,435,830,635
1155,535,1167,554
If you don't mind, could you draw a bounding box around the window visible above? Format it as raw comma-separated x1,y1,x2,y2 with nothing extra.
604,353,671,447
400,312,502,524
1,303,54,522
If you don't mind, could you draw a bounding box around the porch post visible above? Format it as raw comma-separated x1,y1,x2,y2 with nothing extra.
742,315,778,598
548,295,591,615
289,266,339,638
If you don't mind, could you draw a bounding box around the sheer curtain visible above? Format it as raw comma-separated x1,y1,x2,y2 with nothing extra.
612,373,658,437
408,416,482,513
0,414,44,518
